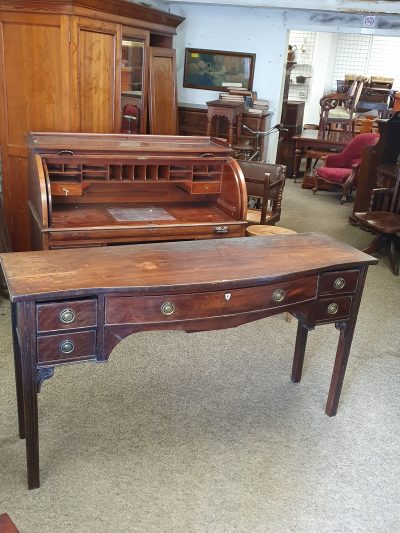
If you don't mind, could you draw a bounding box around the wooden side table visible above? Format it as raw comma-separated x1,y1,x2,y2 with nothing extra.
206,99,243,146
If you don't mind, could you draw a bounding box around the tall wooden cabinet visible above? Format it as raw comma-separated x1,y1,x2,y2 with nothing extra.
0,0,184,251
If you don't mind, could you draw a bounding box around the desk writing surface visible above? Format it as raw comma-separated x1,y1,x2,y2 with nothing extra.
0,233,377,302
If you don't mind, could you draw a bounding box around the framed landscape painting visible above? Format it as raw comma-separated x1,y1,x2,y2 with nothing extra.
183,48,256,92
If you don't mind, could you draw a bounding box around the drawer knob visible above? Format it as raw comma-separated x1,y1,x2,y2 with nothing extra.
59,308,76,324
334,277,346,290
272,289,285,302
327,303,339,315
59,340,74,354
161,302,175,316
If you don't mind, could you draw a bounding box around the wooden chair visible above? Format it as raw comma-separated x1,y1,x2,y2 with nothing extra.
319,78,364,134
238,161,286,225
353,168,400,275
313,133,379,204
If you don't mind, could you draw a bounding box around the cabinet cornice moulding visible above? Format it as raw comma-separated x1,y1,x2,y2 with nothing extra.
0,0,184,28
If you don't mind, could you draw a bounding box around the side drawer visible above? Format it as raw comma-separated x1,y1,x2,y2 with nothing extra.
315,296,353,323
37,299,97,333
105,276,318,325
318,270,359,295
37,330,96,364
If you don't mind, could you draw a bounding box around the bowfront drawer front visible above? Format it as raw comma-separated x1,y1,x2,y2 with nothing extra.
37,330,96,364
315,296,353,323
36,299,97,333
105,276,318,325
318,270,359,295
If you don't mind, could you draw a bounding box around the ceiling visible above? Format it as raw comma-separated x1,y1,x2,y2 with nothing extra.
161,0,400,15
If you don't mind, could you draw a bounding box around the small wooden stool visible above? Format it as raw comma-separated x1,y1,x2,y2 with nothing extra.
246,225,297,237
246,225,297,321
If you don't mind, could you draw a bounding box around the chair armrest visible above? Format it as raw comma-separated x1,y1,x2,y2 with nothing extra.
320,93,352,111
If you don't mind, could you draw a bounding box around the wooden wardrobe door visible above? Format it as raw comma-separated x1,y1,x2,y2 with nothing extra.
0,13,69,251
71,17,121,133
148,47,178,135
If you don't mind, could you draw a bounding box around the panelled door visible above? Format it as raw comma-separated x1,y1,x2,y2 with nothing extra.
71,17,121,133
0,13,70,251
148,47,178,135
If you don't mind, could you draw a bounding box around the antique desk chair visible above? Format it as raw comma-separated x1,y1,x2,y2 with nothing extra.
353,168,400,275
319,79,364,134
313,133,379,204
238,161,286,225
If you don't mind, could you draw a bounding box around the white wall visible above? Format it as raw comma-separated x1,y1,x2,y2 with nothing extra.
169,4,400,161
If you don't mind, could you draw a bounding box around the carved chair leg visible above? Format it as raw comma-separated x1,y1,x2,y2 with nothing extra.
387,236,400,276
362,234,385,255
341,171,355,204
312,174,319,194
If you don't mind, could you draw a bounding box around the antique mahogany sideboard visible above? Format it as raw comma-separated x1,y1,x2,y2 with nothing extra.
0,233,376,488
27,133,248,250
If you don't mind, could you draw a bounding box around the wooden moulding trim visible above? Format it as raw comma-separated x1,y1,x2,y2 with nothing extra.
0,0,185,29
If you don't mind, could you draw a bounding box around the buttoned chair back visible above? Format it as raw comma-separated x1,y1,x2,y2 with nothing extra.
313,133,379,203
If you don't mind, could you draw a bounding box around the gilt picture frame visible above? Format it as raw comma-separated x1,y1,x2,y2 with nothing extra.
183,48,256,92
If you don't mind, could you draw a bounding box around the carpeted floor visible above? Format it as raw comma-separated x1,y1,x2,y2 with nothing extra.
0,179,399,533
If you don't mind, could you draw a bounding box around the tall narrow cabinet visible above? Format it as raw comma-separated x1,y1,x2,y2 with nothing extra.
0,0,183,251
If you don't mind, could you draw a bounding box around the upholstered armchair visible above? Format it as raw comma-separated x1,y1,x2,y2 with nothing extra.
313,133,379,203
319,78,364,134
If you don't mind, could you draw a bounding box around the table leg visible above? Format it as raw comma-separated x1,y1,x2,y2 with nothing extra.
291,321,309,382
19,301,40,489
292,145,302,182
227,120,234,146
11,303,25,439
206,116,213,137
325,266,368,417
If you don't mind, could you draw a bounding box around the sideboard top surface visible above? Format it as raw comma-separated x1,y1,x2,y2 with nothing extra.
0,233,377,302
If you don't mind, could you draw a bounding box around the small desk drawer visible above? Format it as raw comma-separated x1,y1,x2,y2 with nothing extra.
37,330,96,364
316,296,353,323
319,270,359,295
105,276,318,325
36,299,97,332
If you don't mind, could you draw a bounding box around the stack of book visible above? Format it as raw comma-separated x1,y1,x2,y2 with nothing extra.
248,98,269,115
219,87,254,103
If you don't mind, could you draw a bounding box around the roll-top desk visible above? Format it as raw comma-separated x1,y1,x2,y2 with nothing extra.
0,233,376,488
27,133,248,250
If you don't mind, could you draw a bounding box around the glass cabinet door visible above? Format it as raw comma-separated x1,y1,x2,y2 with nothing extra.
121,37,146,133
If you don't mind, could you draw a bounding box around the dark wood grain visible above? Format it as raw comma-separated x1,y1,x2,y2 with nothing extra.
0,233,376,302
0,234,377,488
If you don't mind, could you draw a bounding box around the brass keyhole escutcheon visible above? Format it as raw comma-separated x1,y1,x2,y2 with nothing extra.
334,277,346,290
59,308,76,324
161,302,175,316
59,340,74,354
327,303,339,315
272,289,285,302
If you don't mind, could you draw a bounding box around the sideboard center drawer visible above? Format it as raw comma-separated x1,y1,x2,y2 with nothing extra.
105,276,318,325
36,299,97,332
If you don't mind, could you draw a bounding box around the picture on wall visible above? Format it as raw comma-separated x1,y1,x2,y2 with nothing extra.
183,48,256,91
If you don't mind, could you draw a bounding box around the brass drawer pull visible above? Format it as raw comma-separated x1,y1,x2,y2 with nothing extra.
59,340,75,354
272,289,285,302
327,303,339,315
161,302,175,316
59,308,76,324
334,277,346,290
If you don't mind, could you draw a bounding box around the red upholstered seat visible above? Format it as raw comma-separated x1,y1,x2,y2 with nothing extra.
313,133,379,203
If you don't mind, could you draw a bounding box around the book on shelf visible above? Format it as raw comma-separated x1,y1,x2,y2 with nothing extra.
247,108,263,115
253,99,269,106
